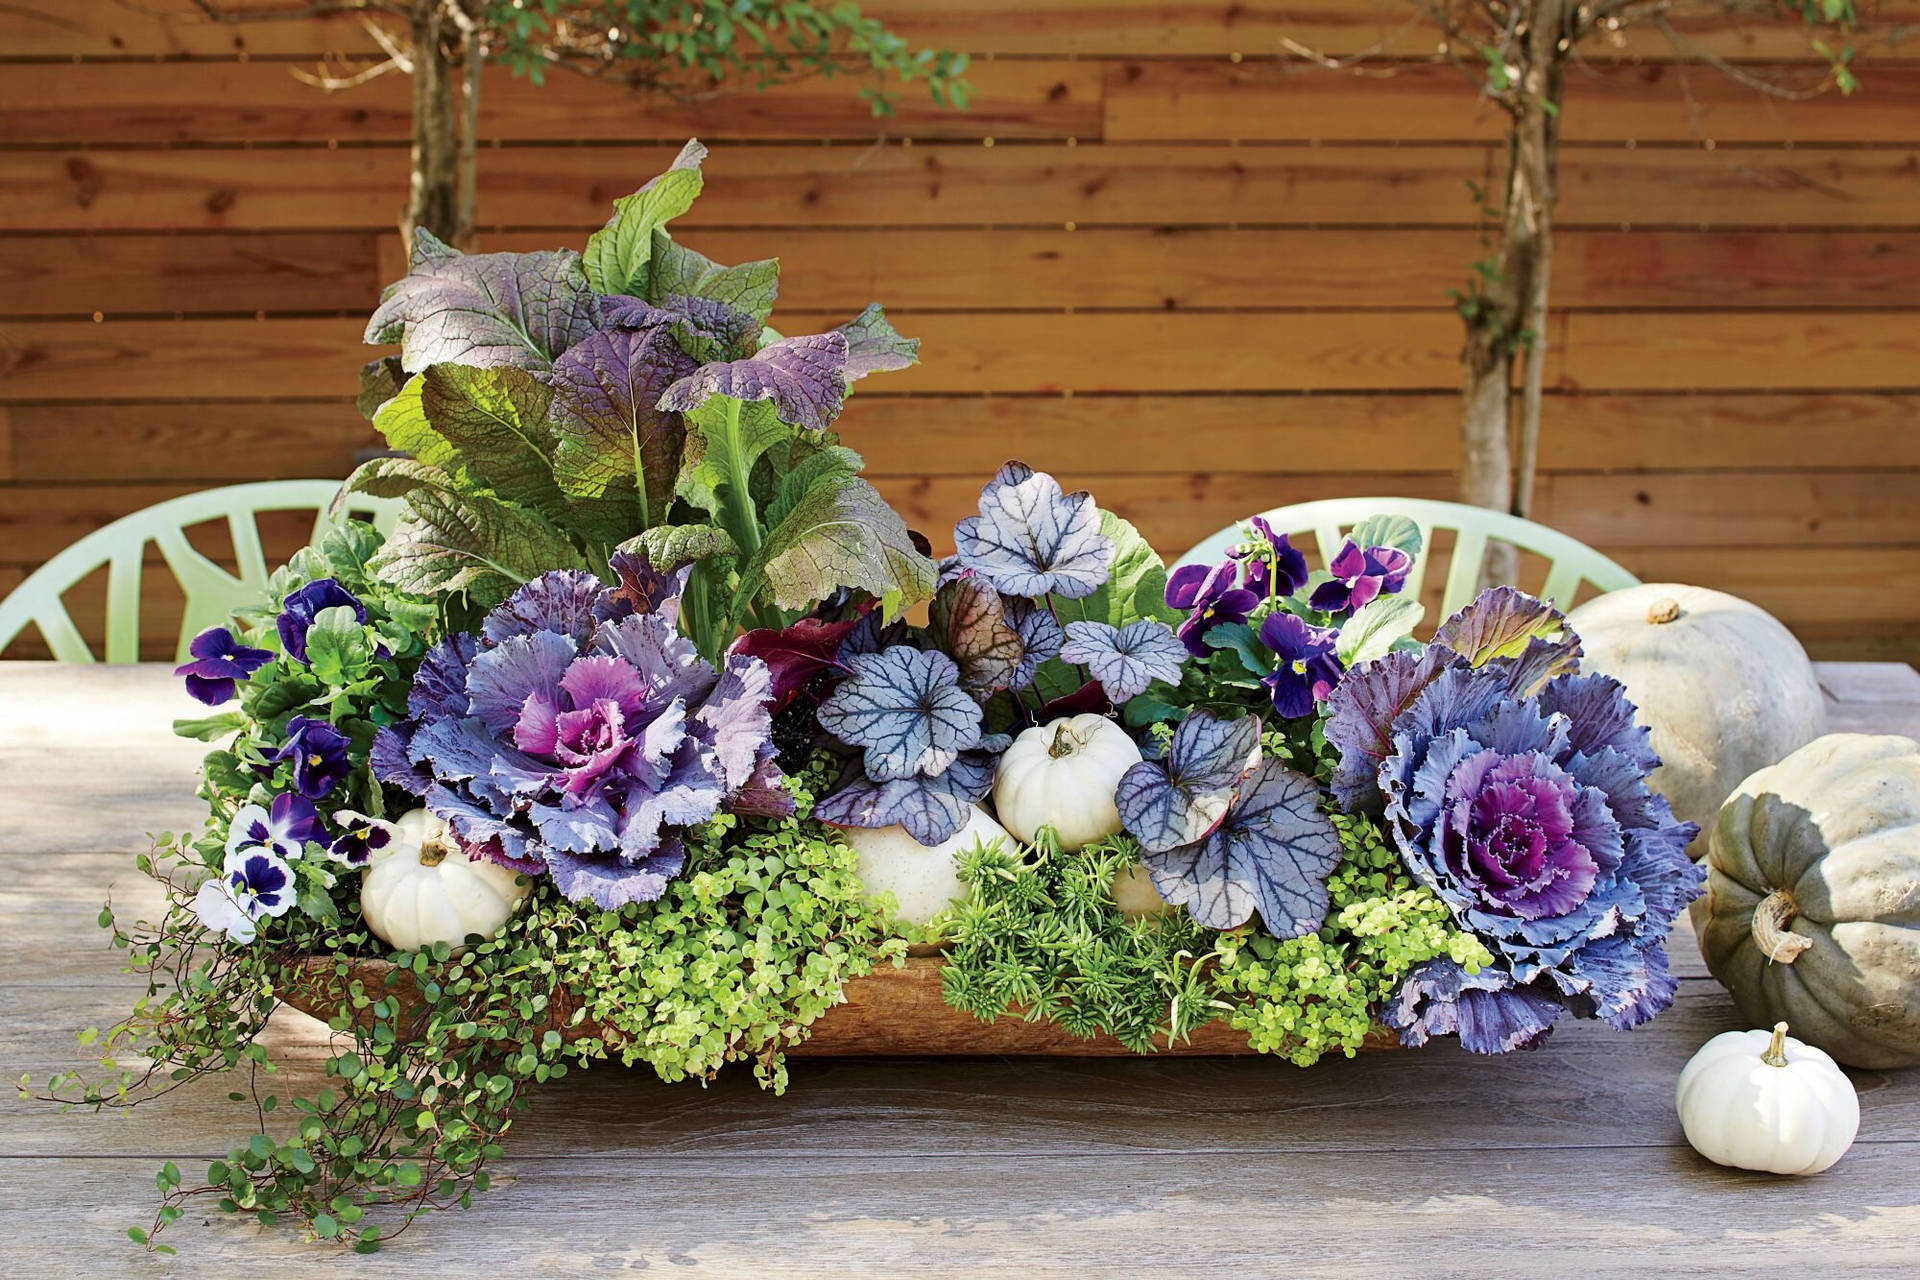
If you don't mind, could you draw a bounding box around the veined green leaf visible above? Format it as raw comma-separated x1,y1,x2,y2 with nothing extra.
411,365,569,523
676,394,792,522
620,523,738,569
739,476,935,618
370,374,457,471
764,443,863,531
1347,513,1424,562
582,140,707,298
648,231,780,326
369,488,585,607
1053,509,1177,628
1335,596,1425,666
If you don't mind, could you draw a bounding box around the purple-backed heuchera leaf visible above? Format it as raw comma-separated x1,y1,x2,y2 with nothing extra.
1431,585,1580,680
833,304,919,381
1372,657,1702,1051
1115,709,1260,853
366,230,602,372
1140,760,1343,934
1004,598,1063,689
1166,560,1259,658
1257,611,1344,720
930,570,1024,699
547,324,697,528
814,646,982,782
731,613,867,709
377,569,781,910
1308,539,1414,617
815,752,995,845
175,626,273,706
1383,957,1565,1053
1060,619,1185,703
952,462,1114,600
658,332,851,433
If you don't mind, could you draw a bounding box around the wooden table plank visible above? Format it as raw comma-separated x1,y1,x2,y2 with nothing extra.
1,661,1915,1272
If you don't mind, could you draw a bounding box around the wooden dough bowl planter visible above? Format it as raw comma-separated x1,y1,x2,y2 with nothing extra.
282,955,1401,1057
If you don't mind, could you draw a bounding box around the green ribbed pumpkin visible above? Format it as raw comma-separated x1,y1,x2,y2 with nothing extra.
1694,734,1920,1069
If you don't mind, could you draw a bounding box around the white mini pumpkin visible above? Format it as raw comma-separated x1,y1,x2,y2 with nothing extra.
1676,1022,1859,1176
993,714,1143,851
360,809,531,952
1567,583,1827,854
841,804,1013,929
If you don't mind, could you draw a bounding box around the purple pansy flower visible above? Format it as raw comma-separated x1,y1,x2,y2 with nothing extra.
270,716,353,799
174,626,273,706
326,809,393,868
193,844,297,943
1257,612,1343,718
1308,540,1412,617
1166,560,1260,657
1233,517,1309,600
278,579,366,664
225,792,322,863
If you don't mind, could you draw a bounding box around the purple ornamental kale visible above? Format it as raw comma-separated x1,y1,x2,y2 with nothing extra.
1165,560,1258,657
175,626,272,705
372,569,786,910
278,579,366,664
1345,659,1703,1053
1232,516,1309,599
1257,612,1343,718
270,715,352,800
1308,540,1412,617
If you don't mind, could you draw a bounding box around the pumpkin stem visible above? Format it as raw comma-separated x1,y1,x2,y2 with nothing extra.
1752,889,1813,964
1048,723,1076,759
1763,1022,1791,1067
1646,597,1682,625
419,839,449,868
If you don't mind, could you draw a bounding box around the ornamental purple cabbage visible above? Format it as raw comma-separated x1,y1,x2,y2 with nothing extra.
1348,656,1703,1053
372,569,786,910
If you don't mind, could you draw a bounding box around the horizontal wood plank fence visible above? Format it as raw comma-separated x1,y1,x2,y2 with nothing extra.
2,1,1917,660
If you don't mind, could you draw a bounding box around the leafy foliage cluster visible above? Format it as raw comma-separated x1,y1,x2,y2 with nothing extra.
30,759,896,1251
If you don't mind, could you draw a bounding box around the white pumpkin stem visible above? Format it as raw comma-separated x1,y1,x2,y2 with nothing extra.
1049,722,1077,759
1763,1022,1790,1067
1751,889,1813,964
1646,597,1682,625
419,840,449,868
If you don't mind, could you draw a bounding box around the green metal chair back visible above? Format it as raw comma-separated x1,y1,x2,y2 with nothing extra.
0,481,401,664
1172,496,1638,618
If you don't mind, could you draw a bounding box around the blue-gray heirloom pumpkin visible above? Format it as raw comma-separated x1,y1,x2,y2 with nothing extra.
1694,734,1920,1069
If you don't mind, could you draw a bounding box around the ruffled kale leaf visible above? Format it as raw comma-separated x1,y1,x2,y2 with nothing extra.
813,752,995,846
815,646,982,781
1114,709,1260,853
833,303,920,381
547,325,697,532
366,230,602,372
953,462,1114,600
582,138,707,298
659,332,850,433
1139,759,1343,934
929,570,1025,699
742,476,936,618
1060,619,1185,703
1053,508,1177,627
1431,585,1579,680
1322,645,1452,813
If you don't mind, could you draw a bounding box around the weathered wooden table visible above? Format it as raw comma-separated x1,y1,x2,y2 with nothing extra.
2,662,1917,1277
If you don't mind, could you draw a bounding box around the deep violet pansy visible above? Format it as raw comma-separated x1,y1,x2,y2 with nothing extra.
174,626,273,706
277,579,368,665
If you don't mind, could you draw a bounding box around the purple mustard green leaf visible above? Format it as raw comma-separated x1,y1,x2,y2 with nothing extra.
548,324,698,533
365,476,588,608
581,139,707,298
1060,619,1186,703
1004,598,1064,689
1140,759,1344,934
1322,644,1453,813
952,461,1114,600
657,292,763,363
357,355,406,421
1432,586,1580,680
815,646,983,782
1114,709,1261,853
395,365,570,524
658,332,850,433
366,229,601,372
930,570,1025,699
833,304,919,381
649,234,780,327
747,476,937,617
815,753,995,846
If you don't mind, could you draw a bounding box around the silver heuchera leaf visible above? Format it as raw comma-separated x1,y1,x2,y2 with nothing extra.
658,332,851,433
952,461,1114,600
815,753,994,846
1114,709,1260,853
1004,598,1063,689
366,230,602,372
815,646,983,782
1141,760,1343,934
833,304,920,381
1060,619,1186,703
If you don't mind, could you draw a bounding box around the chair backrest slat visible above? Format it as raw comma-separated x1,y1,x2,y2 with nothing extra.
0,481,404,663
1172,497,1638,621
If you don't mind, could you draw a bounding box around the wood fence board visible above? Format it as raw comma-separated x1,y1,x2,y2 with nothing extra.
7,145,1918,233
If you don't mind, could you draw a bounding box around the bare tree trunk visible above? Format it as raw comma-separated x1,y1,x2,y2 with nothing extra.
1513,6,1568,522
403,0,460,245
